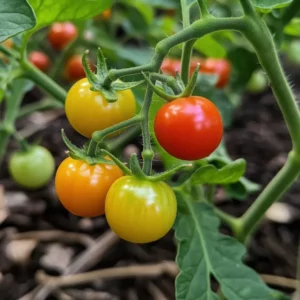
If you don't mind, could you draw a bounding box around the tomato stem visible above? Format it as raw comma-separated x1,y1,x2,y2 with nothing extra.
141,85,155,175
92,116,142,143
196,0,210,18
22,60,67,104
232,4,300,243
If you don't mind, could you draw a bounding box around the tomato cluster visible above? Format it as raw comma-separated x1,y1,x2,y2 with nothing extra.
161,57,231,88
54,55,223,243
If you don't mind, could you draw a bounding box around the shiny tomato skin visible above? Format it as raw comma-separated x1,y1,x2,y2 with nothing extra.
29,51,50,72
65,55,89,81
65,78,136,138
105,176,177,243
154,96,223,161
9,146,55,189
200,58,231,88
48,22,77,50
161,58,181,77
55,157,123,217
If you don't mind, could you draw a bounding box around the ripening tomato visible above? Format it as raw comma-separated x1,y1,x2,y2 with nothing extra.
102,9,111,20
200,58,231,88
161,58,181,77
64,55,92,81
287,40,300,65
1,39,13,62
9,146,55,189
2,39,13,49
105,176,177,243
29,51,50,72
154,96,223,161
48,22,77,50
55,157,123,217
65,78,136,138
247,70,268,94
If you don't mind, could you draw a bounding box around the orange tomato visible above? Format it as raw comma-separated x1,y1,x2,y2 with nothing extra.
55,157,123,217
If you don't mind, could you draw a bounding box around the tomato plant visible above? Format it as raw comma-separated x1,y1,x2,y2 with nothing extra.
55,157,122,217
9,145,55,189
29,51,50,72
154,96,223,160
1,0,300,299
65,78,136,138
105,176,177,243
48,22,77,50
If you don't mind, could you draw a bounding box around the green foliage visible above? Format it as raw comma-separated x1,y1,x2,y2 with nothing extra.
0,0,35,42
175,198,283,300
27,0,112,31
191,159,246,185
251,0,292,9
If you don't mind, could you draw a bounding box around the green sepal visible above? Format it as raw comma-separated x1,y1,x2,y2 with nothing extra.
148,164,193,182
82,48,142,103
61,129,85,159
101,149,132,175
143,65,200,102
112,80,144,91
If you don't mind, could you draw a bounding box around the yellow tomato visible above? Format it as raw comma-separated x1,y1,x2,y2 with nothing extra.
65,78,136,138
105,176,177,243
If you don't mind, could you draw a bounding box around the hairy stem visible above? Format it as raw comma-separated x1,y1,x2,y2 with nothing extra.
235,18,300,242
22,60,67,104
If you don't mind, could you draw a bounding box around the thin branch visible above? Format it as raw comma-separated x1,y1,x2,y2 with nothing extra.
260,274,297,290
36,261,179,288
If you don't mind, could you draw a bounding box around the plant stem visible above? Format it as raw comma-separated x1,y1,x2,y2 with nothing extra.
239,0,257,17
235,18,300,242
197,0,210,17
181,40,196,85
180,0,193,85
141,85,155,175
237,152,300,243
22,60,67,104
92,116,142,142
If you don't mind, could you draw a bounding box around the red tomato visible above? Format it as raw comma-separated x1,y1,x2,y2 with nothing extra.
48,22,78,50
154,96,223,161
29,51,50,72
55,157,123,217
200,58,231,88
161,58,181,77
65,55,94,81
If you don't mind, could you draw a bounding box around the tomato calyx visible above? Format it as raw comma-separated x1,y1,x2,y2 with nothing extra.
82,48,143,103
61,129,132,175
143,64,200,102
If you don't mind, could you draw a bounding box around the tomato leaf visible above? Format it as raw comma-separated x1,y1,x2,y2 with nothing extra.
194,35,226,58
175,198,286,300
250,0,292,10
27,0,112,32
191,159,246,185
0,0,36,42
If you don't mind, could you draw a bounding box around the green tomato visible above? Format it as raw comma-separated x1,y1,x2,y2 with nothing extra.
247,70,268,94
9,145,55,189
287,40,300,65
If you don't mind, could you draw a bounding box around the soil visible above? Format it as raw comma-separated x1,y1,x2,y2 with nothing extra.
0,71,300,299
